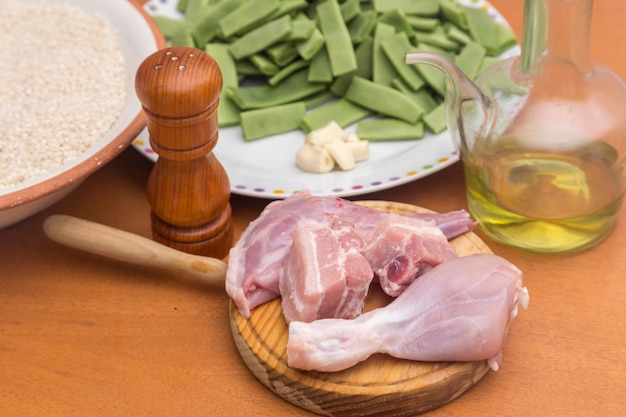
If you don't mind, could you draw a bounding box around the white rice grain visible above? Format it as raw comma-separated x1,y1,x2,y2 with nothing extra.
0,0,127,189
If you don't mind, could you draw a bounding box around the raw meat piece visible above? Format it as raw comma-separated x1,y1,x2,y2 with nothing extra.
226,190,476,318
286,253,530,372
361,214,458,297
280,217,373,324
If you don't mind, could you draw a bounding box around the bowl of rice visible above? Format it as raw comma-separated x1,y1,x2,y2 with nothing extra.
0,0,166,229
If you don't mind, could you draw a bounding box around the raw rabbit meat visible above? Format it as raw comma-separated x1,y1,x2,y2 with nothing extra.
361,214,458,297
286,253,529,372
226,191,476,318
280,217,373,324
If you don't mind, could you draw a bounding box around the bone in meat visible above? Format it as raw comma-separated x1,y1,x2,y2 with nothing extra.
280,217,373,324
361,214,458,297
286,253,530,372
226,191,476,318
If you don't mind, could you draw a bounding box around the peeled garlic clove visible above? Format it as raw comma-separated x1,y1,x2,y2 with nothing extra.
305,121,344,146
324,140,355,171
346,139,370,162
296,144,335,173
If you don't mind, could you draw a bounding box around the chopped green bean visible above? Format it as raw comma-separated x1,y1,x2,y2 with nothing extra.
152,16,190,39
287,19,316,41
357,118,425,141
391,78,438,112
345,77,424,123
372,0,440,16
406,16,439,32
205,43,240,127
378,8,415,37
296,28,325,61
411,43,451,97
267,42,299,67
330,37,374,96
316,0,357,76
241,102,306,141
219,0,279,38
300,98,373,132
229,15,292,60
372,22,398,86
155,0,517,141
227,70,327,110
268,60,309,86
340,0,361,23
414,27,461,51
423,102,447,134
347,9,377,44
308,47,333,83
440,0,468,30
464,6,506,55
249,54,280,76
304,91,337,110
191,0,245,46
455,41,487,80
381,32,426,91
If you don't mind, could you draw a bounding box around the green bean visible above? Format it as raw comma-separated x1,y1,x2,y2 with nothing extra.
411,43,451,97
316,0,357,76
381,32,426,91
414,27,461,52
155,0,518,141
357,118,425,141
299,98,373,132
347,9,377,44
240,102,307,141
423,103,447,134
205,43,240,127
229,15,292,60
304,91,337,110
170,28,195,48
345,77,424,123
295,28,325,61
340,0,361,23
372,23,398,86
391,78,438,112
287,19,316,41
268,60,309,86
444,23,473,45
378,8,414,37
330,37,374,96
440,0,468,30
372,0,440,16
267,42,299,67
455,41,486,80
227,69,327,110
308,47,333,83
218,0,280,38
406,16,439,32
249,54,280,76
152,16,189,39
191,0,245,46
464,6,510,55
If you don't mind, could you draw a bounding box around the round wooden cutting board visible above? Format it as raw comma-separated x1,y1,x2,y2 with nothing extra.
230,201,493,417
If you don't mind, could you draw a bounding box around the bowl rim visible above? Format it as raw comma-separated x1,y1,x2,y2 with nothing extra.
0,0,167,211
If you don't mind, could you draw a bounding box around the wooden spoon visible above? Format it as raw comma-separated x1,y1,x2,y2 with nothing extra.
43,215,227,284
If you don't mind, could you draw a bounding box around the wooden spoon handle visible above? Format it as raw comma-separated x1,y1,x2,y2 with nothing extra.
43,215,227,284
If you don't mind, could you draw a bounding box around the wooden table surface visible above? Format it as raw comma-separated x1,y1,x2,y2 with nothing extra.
2,1,626,416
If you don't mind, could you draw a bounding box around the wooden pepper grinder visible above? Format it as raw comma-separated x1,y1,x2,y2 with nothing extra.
135,46,233,258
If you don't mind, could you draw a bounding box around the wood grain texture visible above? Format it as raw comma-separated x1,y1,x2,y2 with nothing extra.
230,201,493,416
136,46,233,258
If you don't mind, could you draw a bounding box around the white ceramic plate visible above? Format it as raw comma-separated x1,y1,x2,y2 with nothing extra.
135,0,518,199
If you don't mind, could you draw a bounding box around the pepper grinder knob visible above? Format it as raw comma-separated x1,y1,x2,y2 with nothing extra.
135,46,232,258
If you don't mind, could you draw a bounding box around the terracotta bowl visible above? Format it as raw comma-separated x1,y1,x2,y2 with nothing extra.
0,0,166,229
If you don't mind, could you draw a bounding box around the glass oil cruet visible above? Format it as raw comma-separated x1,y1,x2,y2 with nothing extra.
406,0,626,254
